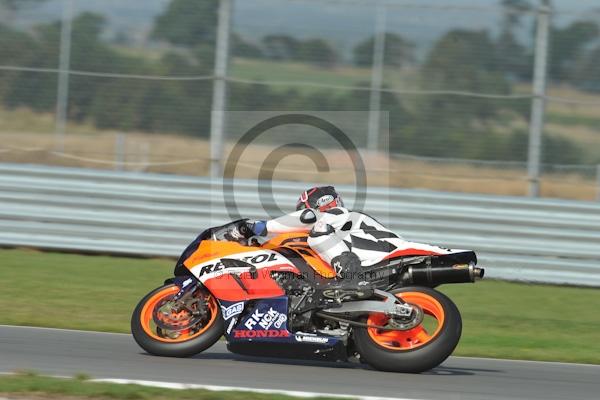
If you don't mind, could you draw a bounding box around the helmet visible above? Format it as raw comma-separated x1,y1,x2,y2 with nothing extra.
296,186,343,211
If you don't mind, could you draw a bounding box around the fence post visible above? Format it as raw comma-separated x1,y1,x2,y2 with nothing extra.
115,133,126,171
527,5,551,197
54,0,74,153
366,3,386,151
596,165,600,202
210,0,233,178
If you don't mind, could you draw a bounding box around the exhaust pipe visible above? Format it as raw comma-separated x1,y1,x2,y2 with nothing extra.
473,267,485,279
400,263,484,286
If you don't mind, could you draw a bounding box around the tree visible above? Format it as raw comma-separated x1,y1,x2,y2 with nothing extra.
297,39,337,67
231,33,263,59
410,29,512,157
500,0,531,30
1,18,61,111
66,13,152,121
0,24,39,100
495,31,531,81
572,44,600,92
0,24,36,65
0,0,47,10
262,35,338,67
152,0,218,47
353,33,415,67
150,0,218,82
549,20,599,82
71,12,106,49
0,0,48,26
496,0,532,81
421,30,503,89
262,34,300,60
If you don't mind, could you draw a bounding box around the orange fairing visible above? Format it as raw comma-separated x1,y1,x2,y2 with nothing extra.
183,233,337,279
182,239,288,302
183,240,255,268
179,233,336,302
263,233,337,278
202,265,286,302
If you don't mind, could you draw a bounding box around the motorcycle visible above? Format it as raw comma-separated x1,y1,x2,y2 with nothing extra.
131,219,484,373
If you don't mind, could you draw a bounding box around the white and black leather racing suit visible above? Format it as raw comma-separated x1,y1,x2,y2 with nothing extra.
250,207,452,278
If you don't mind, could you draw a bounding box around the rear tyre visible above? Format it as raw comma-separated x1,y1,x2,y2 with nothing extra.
131,284,223,357
353,286,461,373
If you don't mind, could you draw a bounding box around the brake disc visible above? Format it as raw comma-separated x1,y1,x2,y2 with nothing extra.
153,298,206,332
385,303,424,331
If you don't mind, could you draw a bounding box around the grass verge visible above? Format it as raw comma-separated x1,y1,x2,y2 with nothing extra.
0,248,172,333
547,112,600,129
0,372,342,400
440,280,600,364
1,248,599,364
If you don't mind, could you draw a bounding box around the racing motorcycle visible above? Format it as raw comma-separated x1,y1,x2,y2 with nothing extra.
131,220,484,373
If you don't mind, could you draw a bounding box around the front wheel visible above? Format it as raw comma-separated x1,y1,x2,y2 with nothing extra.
131,284,224,357
353,286,461,373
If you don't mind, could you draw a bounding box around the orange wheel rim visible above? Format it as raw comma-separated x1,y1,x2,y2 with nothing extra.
140,285,218,343
367,292,445,351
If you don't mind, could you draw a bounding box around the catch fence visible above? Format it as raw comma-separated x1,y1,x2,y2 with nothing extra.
1,0,600,199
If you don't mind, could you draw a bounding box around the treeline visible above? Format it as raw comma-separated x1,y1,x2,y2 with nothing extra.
230,0,600,91
0,0,597,164
232,32,415,69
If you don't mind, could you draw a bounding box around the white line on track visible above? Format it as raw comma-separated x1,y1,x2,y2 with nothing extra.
93,378,420,400
0,373,417,400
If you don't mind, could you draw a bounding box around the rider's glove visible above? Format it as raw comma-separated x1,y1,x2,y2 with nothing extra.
249,220,267,236
224,221,253,242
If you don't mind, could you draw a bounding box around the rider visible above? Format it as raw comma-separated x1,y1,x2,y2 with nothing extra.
229,186,405,292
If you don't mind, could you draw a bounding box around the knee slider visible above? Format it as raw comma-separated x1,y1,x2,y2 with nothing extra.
330,251,362,279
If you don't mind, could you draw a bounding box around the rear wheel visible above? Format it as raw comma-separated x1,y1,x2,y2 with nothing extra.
353,286,461,373
131,284,223,357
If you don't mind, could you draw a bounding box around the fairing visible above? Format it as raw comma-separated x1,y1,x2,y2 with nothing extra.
170,226,479,358
220,296,344,359
179,230,475,302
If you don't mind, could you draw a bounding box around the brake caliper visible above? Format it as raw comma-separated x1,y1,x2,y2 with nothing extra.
386,302,423,331
153,278,208,332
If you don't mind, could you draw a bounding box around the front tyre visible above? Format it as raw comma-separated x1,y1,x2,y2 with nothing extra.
131,284,223,357
353,286,461,373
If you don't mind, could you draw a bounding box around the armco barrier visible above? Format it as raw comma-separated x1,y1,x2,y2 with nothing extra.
0,163,599,286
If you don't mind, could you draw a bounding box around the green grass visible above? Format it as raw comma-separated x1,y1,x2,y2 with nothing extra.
1,248,599,364
229,57,371,94
0,373,343,400
229,58,419,95
440,281,600,364
0,248,172,332
547,112,600,129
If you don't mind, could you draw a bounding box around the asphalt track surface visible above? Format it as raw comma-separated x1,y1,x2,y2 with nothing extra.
1,325,598,400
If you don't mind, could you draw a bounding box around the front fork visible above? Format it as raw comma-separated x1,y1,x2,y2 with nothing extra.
165,276,207,316
168,276,196,298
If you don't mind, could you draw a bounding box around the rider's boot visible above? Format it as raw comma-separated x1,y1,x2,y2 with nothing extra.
323,251,374,300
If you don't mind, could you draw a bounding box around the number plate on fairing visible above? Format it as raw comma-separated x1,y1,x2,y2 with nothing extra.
228,296,291,340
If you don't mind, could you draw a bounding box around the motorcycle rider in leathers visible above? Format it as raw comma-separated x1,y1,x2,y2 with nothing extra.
227,186,451,293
